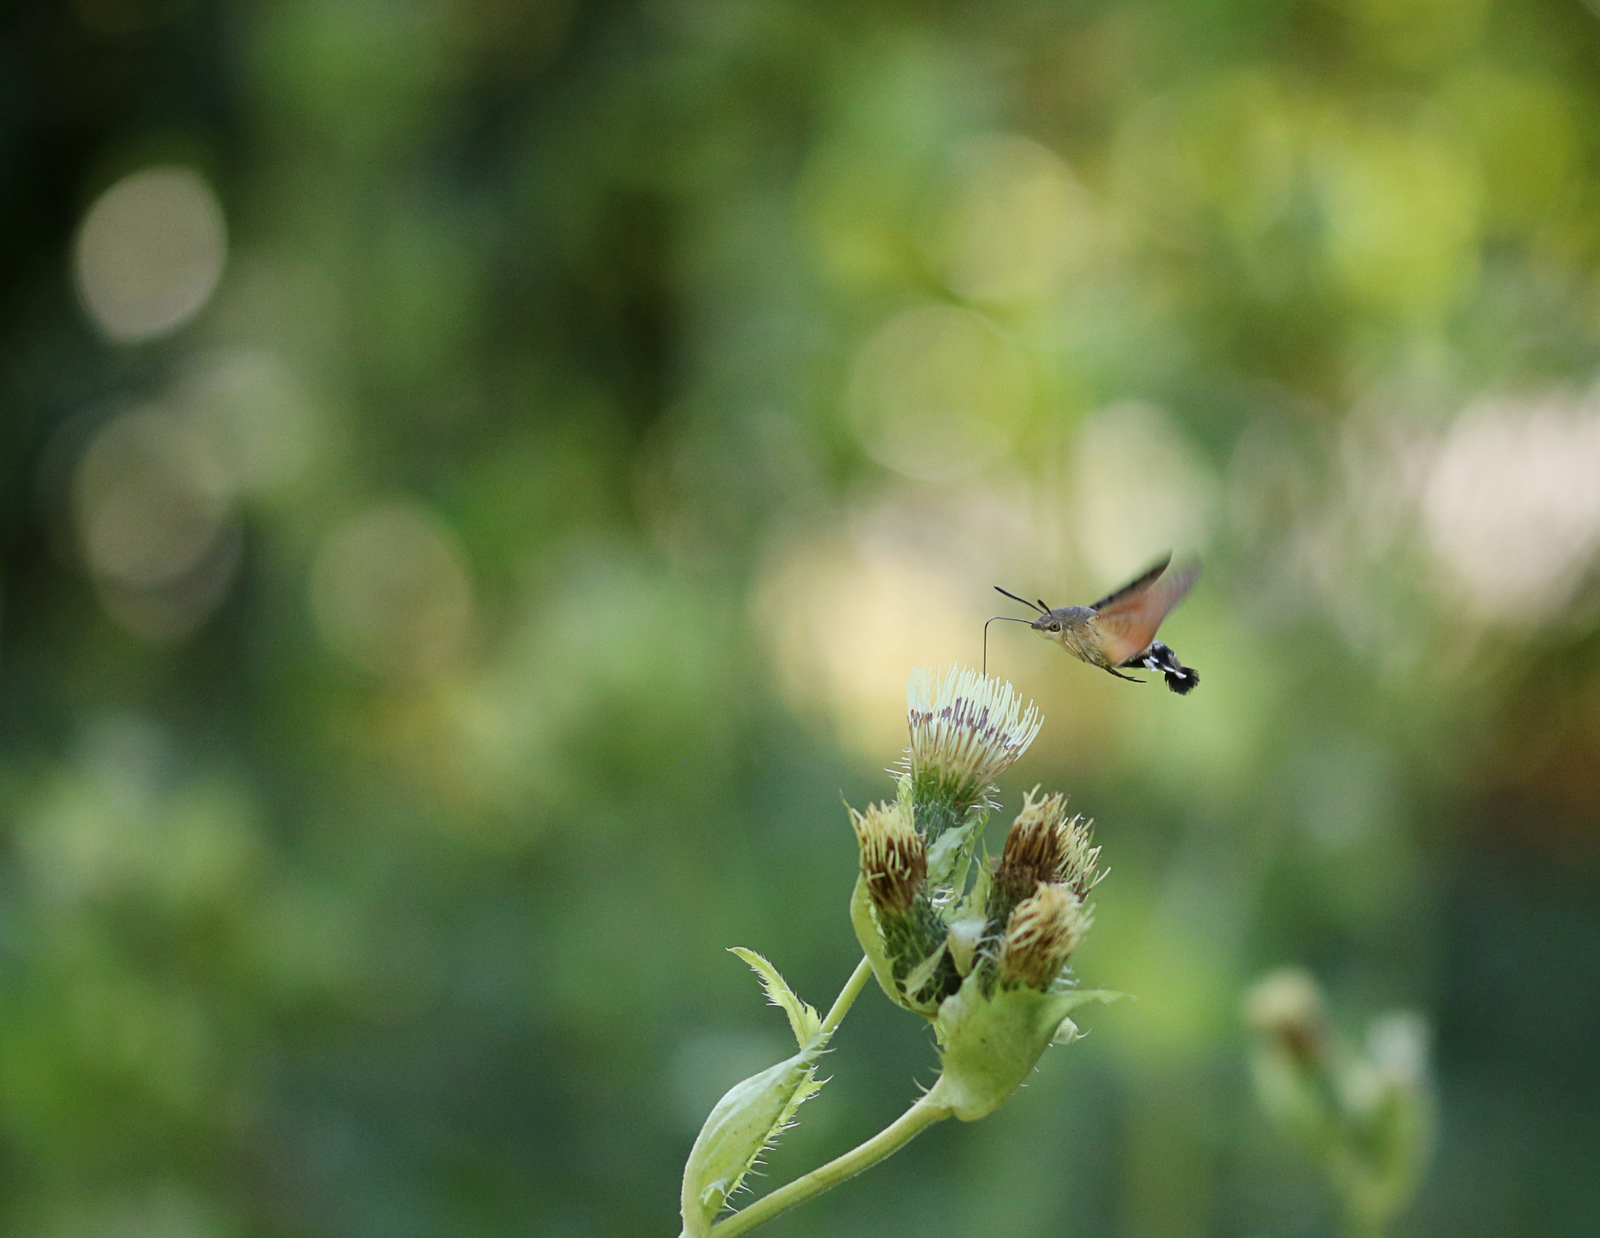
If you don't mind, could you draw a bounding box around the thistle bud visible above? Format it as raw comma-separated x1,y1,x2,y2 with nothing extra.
1243,967,1328,1069
1244,968,1336,1155
994,791,1069,897
849,799,953,1014
925,873,1110,1122
851,801,926,920
996,883,1092,991
1243,970,1434,1238
989,789,1103,930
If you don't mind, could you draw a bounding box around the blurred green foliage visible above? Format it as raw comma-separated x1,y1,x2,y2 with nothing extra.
4,0,1600,1235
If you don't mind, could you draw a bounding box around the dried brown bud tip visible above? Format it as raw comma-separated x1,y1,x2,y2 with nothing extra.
851,801,927,919
995,789,1070,894
997,882,1092,991
994,789,1103,909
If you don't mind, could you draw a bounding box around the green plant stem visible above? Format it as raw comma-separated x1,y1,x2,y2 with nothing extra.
819,955,873,1037
707,1083,955,1238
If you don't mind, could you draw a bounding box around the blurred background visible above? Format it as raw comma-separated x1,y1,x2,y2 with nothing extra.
3,0,1600,1235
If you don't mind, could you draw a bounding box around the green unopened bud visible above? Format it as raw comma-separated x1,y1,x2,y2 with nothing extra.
996,882,1091,991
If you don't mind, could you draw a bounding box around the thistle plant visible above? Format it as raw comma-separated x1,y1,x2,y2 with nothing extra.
1243,969,1435,1238
679,666,1118,1238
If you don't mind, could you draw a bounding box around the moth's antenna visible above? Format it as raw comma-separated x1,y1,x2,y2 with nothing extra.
983,615,1034,675
993,586,1044,614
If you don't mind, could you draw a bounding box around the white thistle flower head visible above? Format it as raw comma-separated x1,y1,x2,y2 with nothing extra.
902,665,1042,809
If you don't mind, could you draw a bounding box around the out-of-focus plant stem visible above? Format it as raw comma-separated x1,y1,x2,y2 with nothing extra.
1343,1202,1387,1238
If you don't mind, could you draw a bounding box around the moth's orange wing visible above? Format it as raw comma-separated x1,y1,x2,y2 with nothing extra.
1088,559,1200,666
1086,554,1171,612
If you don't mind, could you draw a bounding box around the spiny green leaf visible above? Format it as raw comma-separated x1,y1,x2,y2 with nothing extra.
729,947,821,1047
681,949,842,1234
680,1044,825,1237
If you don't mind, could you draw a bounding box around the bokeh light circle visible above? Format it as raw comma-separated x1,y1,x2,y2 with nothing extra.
848,304,1033,481
936,133,1087,304
311,503,474,678
73,166,228,344
74,406,232,590
1422,397,1600,620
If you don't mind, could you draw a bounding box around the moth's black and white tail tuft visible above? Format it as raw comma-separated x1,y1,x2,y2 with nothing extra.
1161,663,1199,695
1124,641,1199,696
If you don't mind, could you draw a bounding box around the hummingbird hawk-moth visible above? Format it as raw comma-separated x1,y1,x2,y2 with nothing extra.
986,554,1200,694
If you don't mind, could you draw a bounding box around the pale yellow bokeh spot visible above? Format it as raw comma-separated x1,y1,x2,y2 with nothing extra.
1072,401,1216,585
174,348,318,495
74,405,232,591
311,503,474,678
934,133,1096,305
754,536,974,763
74,166,227,343
849,304,1034,482
1422,395,1600,621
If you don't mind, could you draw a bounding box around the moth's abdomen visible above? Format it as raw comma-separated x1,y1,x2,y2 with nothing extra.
1124,640,1199,694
